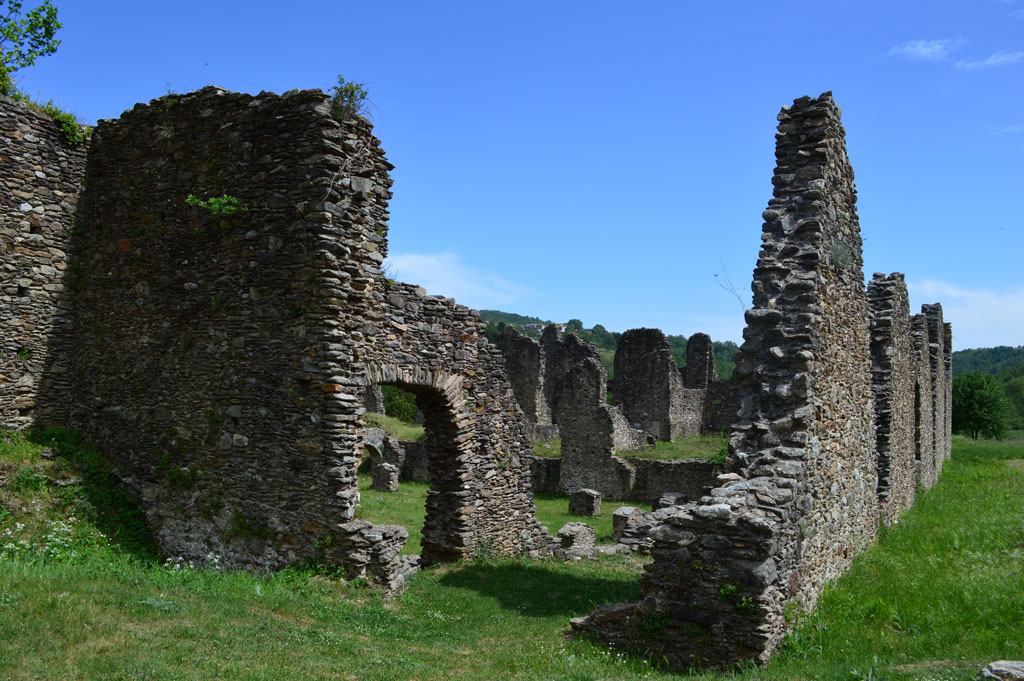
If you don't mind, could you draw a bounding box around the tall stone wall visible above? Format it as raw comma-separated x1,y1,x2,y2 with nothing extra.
49,87,547,581
943,322,953,460
0,96,88,428
683,332,718,388
495,325,552,432
911,314,937,487
574,92,880,668
549,334,639,498
613,328,692,440
923,304,948,468
868,273,915,526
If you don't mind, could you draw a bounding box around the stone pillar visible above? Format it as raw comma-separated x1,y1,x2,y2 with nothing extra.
868,273,915,525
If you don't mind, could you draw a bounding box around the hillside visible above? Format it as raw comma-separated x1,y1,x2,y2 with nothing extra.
952,346,1024,377
953,346,1024,429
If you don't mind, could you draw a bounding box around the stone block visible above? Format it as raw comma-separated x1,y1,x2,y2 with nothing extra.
568,488,601,516
557,522,595,550
371,462,399,492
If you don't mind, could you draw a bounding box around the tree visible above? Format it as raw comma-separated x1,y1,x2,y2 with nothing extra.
952,371,1013,440
0,1,61,95
566,319,583,333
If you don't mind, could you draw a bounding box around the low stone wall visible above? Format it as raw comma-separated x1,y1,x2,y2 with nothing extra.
630,458,718,504
0,96,88,428
525,454,562,494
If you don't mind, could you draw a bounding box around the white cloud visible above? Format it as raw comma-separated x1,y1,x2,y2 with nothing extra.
888,39,966,61
384,252,534,309
996,125,1022,135
909,280,1024,351
955,50,1024,70
1014,8,1024,18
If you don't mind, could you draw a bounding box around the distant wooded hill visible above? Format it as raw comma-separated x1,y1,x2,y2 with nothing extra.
479,310,739,380
952,346,1024,429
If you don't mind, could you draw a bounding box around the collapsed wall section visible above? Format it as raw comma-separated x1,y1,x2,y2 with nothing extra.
574,92,878,668
0,96,87,428
55,87,547,583
868,273,915,525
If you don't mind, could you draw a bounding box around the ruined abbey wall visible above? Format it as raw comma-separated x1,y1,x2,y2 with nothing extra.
868,273,916,525
575,93,888,667
613,328,691,440
495,325,552,432
24,87,547,584
0,96,87,428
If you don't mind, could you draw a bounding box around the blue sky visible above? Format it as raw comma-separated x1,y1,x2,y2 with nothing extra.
12,1,1023,350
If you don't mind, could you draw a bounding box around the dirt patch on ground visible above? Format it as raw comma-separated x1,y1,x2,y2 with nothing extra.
1006,459,1024,471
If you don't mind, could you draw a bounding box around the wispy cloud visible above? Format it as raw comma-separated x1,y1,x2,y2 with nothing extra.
384,252,534,309
955,50,1024,70
996,125,1022,135
888,39,966,61
1014,8,1024,18
910,280,1024,351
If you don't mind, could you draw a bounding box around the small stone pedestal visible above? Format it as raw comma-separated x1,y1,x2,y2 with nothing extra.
568,488,601,516
371,462,399,492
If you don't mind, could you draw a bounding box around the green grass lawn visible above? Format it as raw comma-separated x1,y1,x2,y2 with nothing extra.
360,412,425,441
531,434,728,464
1,428,1022,680
356,474,650,550
621,433,727,462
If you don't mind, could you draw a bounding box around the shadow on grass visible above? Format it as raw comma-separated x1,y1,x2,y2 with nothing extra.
437,560,641,618
27,425,162,562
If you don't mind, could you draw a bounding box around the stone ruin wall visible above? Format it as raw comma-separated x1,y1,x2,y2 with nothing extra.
911,314,936,487
575,93,915,668
613,328,696,441
0,95,87,429
868,273,916,525
1,86,957,663
495,325,552,435
547,333,642,499
16,87,547,589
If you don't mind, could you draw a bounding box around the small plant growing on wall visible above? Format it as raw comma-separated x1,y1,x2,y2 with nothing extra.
185,194,248,217
330,75,369,120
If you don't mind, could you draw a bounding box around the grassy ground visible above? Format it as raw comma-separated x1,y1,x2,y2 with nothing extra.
531,434,728,464
621,433,727,463
1,428,1021,680
360,412,425,442
356,475,650,550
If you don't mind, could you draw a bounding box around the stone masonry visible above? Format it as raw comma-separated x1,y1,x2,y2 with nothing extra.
10,87,549,588
574,92,909,668
0,95,88,429
683,332,718,388
548,333,643,499
868,273,916,525
495,324,553,436
613,328,694,440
